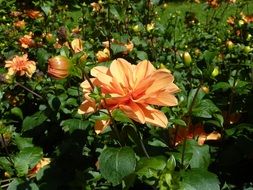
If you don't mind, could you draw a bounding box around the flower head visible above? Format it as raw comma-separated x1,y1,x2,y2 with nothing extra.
25,10,42,19
5,54,36,78
71,38,83,53
96,48,110,63
79,58,180,133
19,33,34,48
14,20,26,29
47,55,71,79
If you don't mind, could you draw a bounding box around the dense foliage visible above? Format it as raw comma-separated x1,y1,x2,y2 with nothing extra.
0,0,253,189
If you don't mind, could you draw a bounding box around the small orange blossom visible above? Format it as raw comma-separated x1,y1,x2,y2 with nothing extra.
5,54,36,78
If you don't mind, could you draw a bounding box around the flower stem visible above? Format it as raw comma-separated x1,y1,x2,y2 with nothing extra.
16,81,43,99
181,85,201,167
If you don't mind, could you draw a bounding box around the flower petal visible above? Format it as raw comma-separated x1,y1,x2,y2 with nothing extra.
119,101,145,124
145,70,175,94
142,91,178,106
110,58,134,88
78,100,96,114
133,60,155,87
140,105,168,128
94,119,110,134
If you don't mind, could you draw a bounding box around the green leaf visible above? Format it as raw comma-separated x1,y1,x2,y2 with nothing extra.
169,119,187,127
48,95,61,111
136,51,148,60
203,50,217,64
110,5,123,21
99,147,136,186
14,147,43,176
212,82,231,91
36,48,51,67
112,109,133,124
61,119,89,133
192,99,220,118
0,157,13,175
187,88,205,111
22,111,47,132
7,178,39,190
136,156,166,178
180,168,220,190
67,86,80,97
111,44,127,55
10,107,23,120
180,140,210,169
41,5,51,16
13,134,33,149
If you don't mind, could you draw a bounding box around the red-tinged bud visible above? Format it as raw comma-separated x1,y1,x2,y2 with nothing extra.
183,52,192,66
47,56,71,79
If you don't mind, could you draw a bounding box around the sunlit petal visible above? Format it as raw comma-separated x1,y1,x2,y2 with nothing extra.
119,101,145,124
94,119,110,134
141,105,168,128
78,100,96,114
110,58,134,88
134,60,155,87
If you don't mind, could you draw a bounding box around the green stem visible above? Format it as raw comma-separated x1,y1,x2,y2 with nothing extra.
1,134,14,166
82,69,122,146
181,85,201,167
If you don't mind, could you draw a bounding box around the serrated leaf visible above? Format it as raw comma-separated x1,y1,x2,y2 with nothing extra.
180,168,220,190
13,134,33,149
14,147,43,176
61,119,89,133
192,99,220,118
180,140,210,169
7,179,39,190
67,86,80,97
99,147,136,186
136,156,166,178
22,111,47,132
112,109,133,124
111,44,127,54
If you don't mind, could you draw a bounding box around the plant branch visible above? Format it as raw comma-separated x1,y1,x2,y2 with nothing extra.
15,81,43,99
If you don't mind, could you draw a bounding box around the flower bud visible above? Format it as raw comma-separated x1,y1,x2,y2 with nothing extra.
211,66,219,77
48,56,71,79
96,48,110,63
226,40,234,50
71,38,83,53
183,52,192,66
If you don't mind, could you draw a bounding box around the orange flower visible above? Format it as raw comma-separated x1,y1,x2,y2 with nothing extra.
173,123,221,146
207,0,219,8
71,38,83,53
26,10,42,19
47,56,71,79
5,54,36,78
28,158,51,176
78,58,180,133
14,20,26,29
90,2,102,12
96,48,110,63
19,33,34,48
